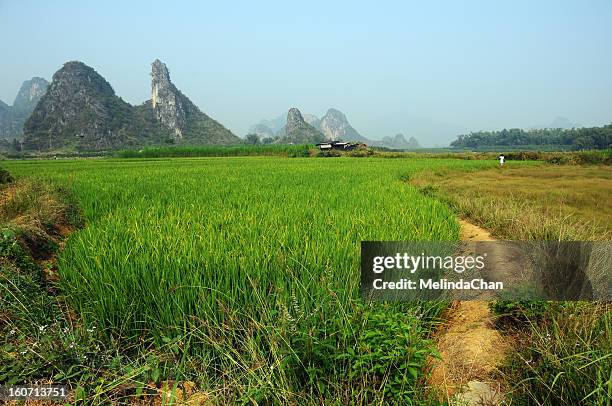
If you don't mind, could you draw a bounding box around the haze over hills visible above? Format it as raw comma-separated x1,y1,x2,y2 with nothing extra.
0,63,597,152
371,134,421,149
530,116,581,130
249,109,422,148
276,108,325,144
0,77,49,140
21,60,239,151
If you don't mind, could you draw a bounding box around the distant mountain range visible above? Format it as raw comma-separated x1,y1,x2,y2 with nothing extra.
249,108,421,149
6,63,584,152
530,116,581,130
370,133,420,149
17,60,239,151
0,77,49,140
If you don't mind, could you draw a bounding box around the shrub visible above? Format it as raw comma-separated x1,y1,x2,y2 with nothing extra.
317,149,343,157
490,300,549,326
0,168,13,184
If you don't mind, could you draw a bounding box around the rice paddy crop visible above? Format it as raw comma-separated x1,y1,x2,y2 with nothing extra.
3,156,498,402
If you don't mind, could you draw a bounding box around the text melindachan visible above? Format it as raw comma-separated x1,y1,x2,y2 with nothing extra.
372,278,504,290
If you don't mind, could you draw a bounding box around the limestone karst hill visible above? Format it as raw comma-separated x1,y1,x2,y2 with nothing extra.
21,60,239,151
276,107,325,144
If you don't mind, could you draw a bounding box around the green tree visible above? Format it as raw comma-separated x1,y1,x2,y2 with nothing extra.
245,133,260,145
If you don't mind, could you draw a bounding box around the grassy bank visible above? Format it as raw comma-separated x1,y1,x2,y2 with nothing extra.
0,176,85,389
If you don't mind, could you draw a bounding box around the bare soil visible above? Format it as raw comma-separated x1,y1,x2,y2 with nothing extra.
428,219,514,405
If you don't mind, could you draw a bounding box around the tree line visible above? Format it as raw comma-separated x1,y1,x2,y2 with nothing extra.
451,124,612,150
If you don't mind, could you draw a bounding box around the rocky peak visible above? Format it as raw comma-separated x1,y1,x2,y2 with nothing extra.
151,59,171,86
323,108,347,122
12,77,49,113
53,61,115,97
22,61,134,150
286,107,305,135
319,108,367,142
151,59,185,139
278,107,325,144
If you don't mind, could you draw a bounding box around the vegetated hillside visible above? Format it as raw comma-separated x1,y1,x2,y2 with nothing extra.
0,77,49,140
23,62,137,150
21,60,239,151
451,124,612,150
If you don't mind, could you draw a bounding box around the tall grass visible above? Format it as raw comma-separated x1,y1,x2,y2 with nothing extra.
503,303,611,405
115,144,313,158
373,149,612,164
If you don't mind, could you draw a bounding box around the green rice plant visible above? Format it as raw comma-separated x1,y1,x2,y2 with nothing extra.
2,156,497,402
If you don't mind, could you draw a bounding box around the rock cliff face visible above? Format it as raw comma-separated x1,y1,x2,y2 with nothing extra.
149,59,239,145
277,108,324,144
21,59,239,151
319,108,367,142
151,59,185,140
0,77,49,139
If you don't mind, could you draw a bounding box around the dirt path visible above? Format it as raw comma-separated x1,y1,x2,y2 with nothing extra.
428,219,513,405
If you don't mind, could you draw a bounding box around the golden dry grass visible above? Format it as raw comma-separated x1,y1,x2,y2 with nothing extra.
0,180,79,260
413,164,612,240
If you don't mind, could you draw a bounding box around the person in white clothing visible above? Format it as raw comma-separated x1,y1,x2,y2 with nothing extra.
499,153,505,166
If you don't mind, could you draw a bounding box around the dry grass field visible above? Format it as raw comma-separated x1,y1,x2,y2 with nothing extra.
413,164,612,240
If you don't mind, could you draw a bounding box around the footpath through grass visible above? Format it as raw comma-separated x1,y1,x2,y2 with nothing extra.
413,163,612,405
2,156,499,404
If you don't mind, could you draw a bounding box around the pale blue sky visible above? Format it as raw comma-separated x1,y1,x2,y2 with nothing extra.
1,0,611,145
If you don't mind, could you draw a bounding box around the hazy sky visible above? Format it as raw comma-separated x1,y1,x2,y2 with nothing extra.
1,0,611,146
